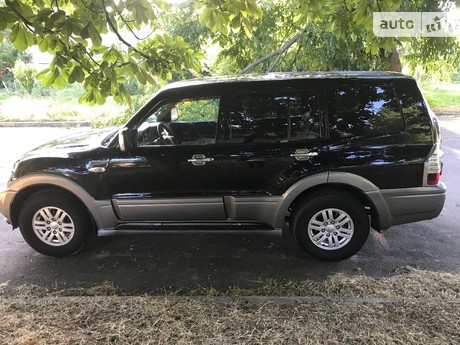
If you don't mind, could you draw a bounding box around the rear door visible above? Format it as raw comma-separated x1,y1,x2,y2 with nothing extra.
220,87,328,205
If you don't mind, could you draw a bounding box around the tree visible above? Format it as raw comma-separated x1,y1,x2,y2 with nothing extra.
210,0,459,76
401,0,460,80
212,0,390,74
0,37,32,87
12,60,36,94
0,0,262,104
2,0,459,106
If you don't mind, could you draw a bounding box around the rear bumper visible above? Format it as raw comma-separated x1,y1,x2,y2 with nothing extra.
366,183,446,230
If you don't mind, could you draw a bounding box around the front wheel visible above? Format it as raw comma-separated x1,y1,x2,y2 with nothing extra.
18,189,94,256
291,191,370,261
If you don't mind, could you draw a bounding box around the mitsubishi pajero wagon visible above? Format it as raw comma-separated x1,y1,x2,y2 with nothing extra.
0,72,446,260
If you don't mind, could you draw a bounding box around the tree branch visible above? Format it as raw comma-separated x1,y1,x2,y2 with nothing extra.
101,0,153,61
267,53,282,72
5,0,35,32
113,4,155,41
238,26,307,75
287,43,303,71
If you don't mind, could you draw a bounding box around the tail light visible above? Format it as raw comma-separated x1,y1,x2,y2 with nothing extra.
423,144,443,186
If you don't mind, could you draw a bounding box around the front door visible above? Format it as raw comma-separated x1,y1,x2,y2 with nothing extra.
108,96,226,221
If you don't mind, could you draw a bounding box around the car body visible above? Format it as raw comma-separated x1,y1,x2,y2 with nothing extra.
0,72,446,260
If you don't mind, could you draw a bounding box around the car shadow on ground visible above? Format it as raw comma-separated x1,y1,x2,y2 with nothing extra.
0,228,420,294
1,217,459,296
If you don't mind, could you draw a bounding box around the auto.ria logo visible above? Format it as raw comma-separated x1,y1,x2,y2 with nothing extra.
373,12,460,37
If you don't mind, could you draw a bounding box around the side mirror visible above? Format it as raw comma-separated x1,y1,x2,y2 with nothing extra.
118,127,134,152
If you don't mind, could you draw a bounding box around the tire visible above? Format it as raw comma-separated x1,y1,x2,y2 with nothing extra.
18,189,94,256
291,191,369,261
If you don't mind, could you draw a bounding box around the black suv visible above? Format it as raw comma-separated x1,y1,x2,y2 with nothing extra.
0,72,446,260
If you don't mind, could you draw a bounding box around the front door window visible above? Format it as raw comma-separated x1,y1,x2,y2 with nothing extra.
137,97,220,146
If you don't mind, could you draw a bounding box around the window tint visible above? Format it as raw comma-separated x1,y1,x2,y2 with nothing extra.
290,93,321,141
397,84,432,142
137,97,219,146
328,85,404,138
230,92,321,143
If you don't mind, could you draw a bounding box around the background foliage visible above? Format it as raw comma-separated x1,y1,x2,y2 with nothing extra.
0,0,459,113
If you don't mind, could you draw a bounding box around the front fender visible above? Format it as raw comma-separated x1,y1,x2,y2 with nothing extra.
8,174,118,230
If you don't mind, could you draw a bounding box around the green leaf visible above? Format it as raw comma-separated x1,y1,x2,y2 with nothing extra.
36,68,56,87
152,0,169,11
0,10,9,30
246,1,263,19
36,8,53,22
53,72,68,89
88,23,102,47
69,66,85,83
94,89,106,105
199,7,211,25
37,37,48,52
48,37,58,51
243,18,252,38
136,69,147,85
78,90,94,105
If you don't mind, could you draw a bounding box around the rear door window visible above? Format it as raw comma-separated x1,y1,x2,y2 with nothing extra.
229,91,322,143
328,85,404,139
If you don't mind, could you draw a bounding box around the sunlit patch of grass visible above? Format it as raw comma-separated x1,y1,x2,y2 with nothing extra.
421,83,460,113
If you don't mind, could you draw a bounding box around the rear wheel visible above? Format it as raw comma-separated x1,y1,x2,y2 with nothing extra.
18,189,93,256
291,191,369,261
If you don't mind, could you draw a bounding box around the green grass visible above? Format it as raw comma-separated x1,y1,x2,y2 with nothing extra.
0,90,125,125
420,82,460,112
0,90,10,101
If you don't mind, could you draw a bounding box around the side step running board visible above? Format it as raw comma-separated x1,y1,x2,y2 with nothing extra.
113,222,273,231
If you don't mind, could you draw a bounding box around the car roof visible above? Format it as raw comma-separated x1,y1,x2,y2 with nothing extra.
161,71,413,92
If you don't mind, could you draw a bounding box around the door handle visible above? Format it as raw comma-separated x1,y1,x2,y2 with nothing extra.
187,154,214,166
290,149,319,161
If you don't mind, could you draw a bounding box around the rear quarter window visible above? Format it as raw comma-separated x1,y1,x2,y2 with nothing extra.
396,82,433,142
328,85,404,139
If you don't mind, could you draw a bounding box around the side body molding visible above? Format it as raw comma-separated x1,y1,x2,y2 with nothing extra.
327,172,380,192
8,174,118,229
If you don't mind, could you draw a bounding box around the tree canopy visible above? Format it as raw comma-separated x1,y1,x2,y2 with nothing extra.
0,0,263,104
1,0,459,105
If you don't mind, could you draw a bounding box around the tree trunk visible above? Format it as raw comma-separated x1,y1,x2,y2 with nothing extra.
380,48,402,72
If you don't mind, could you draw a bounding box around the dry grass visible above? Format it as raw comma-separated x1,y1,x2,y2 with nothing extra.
191,266,460,299
1,268,460,345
